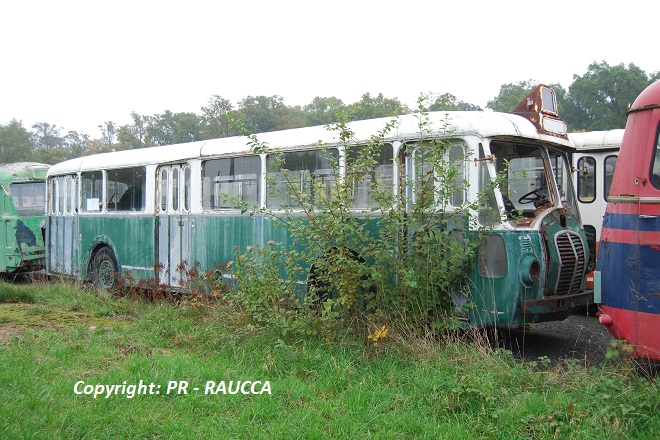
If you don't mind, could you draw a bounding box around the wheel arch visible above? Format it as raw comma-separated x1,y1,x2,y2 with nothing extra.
85,236,121,281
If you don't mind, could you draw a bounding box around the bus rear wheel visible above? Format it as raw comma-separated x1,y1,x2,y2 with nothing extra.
91,247,118,290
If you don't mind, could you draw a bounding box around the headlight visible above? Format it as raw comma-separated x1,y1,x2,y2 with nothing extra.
519,254,541,287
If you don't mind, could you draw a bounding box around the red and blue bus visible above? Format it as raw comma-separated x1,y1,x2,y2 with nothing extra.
597,80,660,362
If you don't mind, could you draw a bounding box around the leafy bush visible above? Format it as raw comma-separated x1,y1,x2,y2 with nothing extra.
225,103,502,337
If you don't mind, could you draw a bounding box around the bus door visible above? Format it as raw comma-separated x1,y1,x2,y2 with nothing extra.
49,175,79,276
156,164,192,287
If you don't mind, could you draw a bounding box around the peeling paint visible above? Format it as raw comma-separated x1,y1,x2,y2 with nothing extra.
16,220,37,248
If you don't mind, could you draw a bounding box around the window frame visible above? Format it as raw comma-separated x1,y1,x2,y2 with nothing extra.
576,156,596,204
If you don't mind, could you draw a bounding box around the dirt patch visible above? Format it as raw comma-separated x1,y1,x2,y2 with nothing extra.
0,323,23,345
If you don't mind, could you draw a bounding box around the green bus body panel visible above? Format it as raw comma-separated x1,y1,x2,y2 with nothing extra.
78,216,156,281
49,210,590,327
190,216,286,269
468,231,545,326
49,215,156,281
0,214,46,272
467,214,591,327
50,214,287,283
0,163,50,273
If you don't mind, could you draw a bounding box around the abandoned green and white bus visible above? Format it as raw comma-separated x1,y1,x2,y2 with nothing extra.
0,162,50,274
46,85,591,327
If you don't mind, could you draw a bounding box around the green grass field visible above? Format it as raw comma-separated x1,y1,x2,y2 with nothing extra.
0,280,657,439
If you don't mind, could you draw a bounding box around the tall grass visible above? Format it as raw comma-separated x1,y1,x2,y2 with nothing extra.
0,280,657,439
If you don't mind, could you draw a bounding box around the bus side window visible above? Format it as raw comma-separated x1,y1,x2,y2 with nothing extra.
348,143,393,209
604,155,618,200
57,177,65,215
449,144,466,207
202,156,261,210
407,141,467,210
107,167,146,212
82,171,103,213
172,168,180,212
64,176,74,214
478,143,499,226
160,169,168,212
49,179,56,214
266,149,337,209
577,156,596,203
183,166,191,212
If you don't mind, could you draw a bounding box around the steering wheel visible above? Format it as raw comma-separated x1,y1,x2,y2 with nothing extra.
518,189,548,205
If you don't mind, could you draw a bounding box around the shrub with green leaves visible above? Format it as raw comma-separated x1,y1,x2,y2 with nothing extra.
227,102,502,336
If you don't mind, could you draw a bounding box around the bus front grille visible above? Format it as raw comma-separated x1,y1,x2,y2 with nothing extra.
554,231,586,295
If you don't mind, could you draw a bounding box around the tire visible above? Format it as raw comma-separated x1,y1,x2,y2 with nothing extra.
91,247,118,290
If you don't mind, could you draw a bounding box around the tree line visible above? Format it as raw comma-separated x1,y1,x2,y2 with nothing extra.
1,62,658,165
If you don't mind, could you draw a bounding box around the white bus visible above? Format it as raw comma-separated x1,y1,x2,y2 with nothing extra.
570,129,622,287
46,85,592,327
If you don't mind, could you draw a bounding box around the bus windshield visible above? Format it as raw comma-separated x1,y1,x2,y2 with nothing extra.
10,182,46,215
490,141,553,218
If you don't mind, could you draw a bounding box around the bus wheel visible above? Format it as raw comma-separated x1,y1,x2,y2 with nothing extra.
91,247,118,290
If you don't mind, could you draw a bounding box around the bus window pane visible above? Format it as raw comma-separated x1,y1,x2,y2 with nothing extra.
57,177,65,215
577,157,596,203
491,142,551,218
184,166,191,212
266,149,338,209
202,156,261,209
449,144,466,207
413,146,435,209
348,143,393,209
107,167,146,212
82,171,103,212
49,179,56,214
65,177,73,214
71,176,80,214
172,168,179,212
160,169,168,212
409,141,466,209
478,143,499,226
10,182,46,215
604,155,618,200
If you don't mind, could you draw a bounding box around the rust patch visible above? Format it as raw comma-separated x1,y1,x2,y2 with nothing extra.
511,84,568,140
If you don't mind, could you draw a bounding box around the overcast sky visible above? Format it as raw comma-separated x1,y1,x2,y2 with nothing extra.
1,0,658,138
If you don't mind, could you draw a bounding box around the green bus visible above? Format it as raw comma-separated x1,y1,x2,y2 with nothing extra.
46,85,592,327
0,162,50,274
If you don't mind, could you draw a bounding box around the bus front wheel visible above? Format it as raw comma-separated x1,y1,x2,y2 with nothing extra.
91,247,118,290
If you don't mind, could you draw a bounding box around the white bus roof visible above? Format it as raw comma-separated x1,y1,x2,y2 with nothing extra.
569,129,624,151
48,111,571,176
